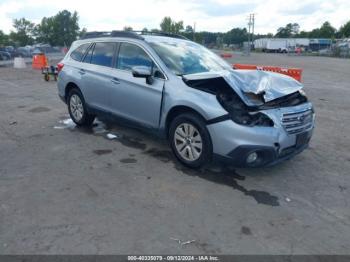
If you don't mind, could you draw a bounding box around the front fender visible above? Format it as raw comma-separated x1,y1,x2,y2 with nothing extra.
159,83,228,130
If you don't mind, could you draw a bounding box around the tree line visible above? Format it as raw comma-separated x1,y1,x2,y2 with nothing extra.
1,12,350,48
0,10,81,47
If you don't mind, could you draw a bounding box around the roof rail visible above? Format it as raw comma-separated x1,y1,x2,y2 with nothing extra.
80,30,189,41
136,31,189,40
80,31,144,40
80,31,112,39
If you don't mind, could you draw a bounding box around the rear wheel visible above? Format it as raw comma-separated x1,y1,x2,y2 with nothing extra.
67,88,95,126
169,113,212,168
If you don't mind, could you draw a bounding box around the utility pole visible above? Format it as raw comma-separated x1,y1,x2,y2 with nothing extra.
193,22,196,42
246,13,256,55
247,14,252,55
252,13,255,44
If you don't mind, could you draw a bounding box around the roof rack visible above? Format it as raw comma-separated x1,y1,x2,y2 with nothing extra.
80,31,144,40
136,31,189,40
80,30,189,40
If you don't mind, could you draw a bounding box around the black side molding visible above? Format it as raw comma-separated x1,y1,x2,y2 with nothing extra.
206,114,230,125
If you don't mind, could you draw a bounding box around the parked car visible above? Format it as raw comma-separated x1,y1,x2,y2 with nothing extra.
57,31,315,168
0,50,11,60
16,47,32,57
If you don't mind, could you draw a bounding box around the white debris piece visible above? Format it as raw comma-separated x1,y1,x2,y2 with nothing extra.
54,118,76,129
285,197,291,202
170,237,196,246
60,118,74,125
106,133,118,139
53,126,66,129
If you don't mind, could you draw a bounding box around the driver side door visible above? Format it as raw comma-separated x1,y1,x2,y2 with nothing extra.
108,42,165,129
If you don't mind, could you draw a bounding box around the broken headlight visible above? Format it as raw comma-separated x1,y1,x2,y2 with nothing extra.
231,112,274,127
217,91,274,127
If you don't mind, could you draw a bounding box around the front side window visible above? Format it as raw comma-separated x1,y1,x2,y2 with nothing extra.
116,43,152,71
90,42,116,67
70,43,90,61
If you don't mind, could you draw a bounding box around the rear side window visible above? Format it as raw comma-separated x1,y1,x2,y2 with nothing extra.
90,42,115,67
70,43,90,61
82,44,94,63
116,43,152,71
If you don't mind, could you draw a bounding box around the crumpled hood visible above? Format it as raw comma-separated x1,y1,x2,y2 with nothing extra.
183,69,303,106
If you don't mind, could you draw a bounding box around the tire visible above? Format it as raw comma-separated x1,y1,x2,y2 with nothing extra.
169,113,212,168
67,88,95,126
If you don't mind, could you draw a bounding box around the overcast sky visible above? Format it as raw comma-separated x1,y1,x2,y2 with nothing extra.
0,0,349,34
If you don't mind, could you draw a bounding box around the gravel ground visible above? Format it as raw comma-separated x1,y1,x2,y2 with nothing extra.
0,52,349,254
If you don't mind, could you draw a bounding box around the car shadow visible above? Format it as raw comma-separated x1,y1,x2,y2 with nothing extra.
56,115,281,206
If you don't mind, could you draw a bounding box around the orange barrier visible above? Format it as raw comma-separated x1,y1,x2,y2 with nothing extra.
220,53,233,58
32,54,48,69
233,63,303,82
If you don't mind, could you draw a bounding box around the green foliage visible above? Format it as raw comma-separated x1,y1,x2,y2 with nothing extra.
185,25,194,33
0,30,11,46
275,21,338,39
34,16,55,44
11,18,35,46
223,28,248,45
123,26,133,31
275,23,300,38
319,22,336,38
339,21,350,37
2,12,350,49
160,17,184,34
35,10,80,46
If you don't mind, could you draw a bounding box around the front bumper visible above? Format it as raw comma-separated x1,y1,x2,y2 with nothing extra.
207,103,315,167
214,134,311,167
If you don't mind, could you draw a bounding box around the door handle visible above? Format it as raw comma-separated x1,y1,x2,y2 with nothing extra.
111,77,120,84
78,69,86,75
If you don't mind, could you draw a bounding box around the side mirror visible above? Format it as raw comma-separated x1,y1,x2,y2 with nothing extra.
132,66,154,85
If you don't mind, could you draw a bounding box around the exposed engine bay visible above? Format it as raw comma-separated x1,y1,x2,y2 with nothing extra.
183,75,308,127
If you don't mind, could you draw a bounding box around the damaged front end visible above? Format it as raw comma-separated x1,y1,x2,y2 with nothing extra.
183,70,308,127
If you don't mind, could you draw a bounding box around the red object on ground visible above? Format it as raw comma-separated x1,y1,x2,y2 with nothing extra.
220,53,233,58
32,54,48,70
233,63,303,82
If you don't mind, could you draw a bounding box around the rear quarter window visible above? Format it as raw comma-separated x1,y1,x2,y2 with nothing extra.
70,43,90,61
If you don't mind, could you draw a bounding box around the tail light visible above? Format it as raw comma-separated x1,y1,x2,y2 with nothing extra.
57,62,64,73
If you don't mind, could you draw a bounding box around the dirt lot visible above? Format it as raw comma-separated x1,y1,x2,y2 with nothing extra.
0,53,349,254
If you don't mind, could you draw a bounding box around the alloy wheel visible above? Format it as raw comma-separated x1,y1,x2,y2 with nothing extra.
174,123,203,161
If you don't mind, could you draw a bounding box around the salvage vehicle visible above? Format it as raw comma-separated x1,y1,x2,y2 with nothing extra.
57,31,315,168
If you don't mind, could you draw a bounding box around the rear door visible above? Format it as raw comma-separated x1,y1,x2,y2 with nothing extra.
109,42,165,128
80,42,117,111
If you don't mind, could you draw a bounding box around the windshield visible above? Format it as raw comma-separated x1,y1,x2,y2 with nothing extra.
147,40,231,76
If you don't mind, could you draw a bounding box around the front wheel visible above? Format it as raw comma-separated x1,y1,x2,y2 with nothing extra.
169,113,212,168
67,88,95,126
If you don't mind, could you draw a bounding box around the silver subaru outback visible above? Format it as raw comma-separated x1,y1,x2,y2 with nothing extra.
57,31,315,168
